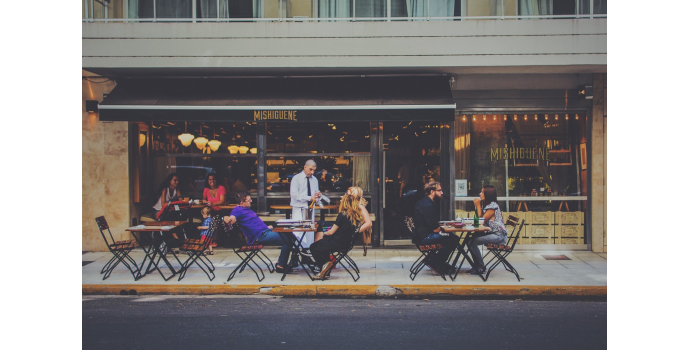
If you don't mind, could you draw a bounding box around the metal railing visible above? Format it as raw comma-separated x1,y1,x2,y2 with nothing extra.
83,0,607,23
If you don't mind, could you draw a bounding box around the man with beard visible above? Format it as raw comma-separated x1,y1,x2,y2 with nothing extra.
412,181,459,274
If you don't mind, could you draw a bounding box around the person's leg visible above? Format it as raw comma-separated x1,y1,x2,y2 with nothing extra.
420,233,447,269
256,230,291,268
310,240,329,267
467,233,505,269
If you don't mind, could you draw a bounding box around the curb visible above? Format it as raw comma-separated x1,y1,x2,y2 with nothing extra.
83,284,606,299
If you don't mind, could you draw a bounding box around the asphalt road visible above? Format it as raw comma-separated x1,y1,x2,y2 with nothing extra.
83,296,606,349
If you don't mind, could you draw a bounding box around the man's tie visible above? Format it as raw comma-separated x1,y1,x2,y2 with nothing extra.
307,177,312,196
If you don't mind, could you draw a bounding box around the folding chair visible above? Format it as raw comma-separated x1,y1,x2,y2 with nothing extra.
315,224,362,281
95,216,140,280
406,216,449,281
177,215,221,281
226,225,275,282
481,215,525,282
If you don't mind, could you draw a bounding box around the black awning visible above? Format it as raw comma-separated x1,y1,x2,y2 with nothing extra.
98,76,456,122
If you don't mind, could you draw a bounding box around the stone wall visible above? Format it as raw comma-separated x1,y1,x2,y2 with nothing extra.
82,72,128,251
591,74,606,253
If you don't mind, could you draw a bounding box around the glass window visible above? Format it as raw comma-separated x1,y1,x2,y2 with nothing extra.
127,0,154,18
391,0,456,19
593,0,606,14
156,0,193,18
266,122,370,153
356,0,387,18
145,121,258,202
93,0,125,19
317,0,352,19
266,155,370,194
454,113,588,245
466,0,500,17
197,0,261,18
264,0,314,18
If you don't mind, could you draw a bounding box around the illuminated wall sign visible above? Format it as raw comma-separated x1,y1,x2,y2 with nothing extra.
490,147,550,161
253,110,298,121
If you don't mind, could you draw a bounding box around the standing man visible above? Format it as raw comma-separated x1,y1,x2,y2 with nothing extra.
412,181,459,274
290,159,321,250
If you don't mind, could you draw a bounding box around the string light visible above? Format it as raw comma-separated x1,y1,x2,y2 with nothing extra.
504,115,507,121
575,114,579,120
555,114,559,120
483,115,486,121
462,114,467,122
472,115,476,121
545,114,548,120
565,114,569,120
493,115,497,121
524,114,528,121
514,115,518,121
534,114,538,121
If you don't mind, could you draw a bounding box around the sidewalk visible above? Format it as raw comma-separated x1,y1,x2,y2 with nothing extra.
82,247,606,299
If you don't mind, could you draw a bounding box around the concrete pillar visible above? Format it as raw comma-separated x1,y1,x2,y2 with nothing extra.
82,71,129,251
591,74,606,252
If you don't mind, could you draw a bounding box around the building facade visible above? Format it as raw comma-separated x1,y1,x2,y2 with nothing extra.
82,0,607,252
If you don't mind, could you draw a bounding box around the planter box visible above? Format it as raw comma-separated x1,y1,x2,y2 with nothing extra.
557,225,584,238
528,211,554,225
529,225,555,238
556,211,585,225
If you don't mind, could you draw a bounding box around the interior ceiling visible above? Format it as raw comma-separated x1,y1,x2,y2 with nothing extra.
83,65,606,79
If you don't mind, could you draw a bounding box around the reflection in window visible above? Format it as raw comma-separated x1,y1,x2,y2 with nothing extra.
264,0,313,18
127,0,192,18
92,0,125,18
266,122,370,153
198,0,262,18
391,0,457,18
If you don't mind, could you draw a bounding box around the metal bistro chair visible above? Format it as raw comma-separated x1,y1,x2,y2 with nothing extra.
226,224,275,282
95,216,140,280
177,215,221,281
481,215,525,282
315,224,362,281
406,216,450,281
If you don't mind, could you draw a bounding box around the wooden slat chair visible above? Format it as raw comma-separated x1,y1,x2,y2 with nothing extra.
177,215,221,281
406,216,449,281
226,224,274,282
481,215,525,282
95,216,140,280
314,224,362,281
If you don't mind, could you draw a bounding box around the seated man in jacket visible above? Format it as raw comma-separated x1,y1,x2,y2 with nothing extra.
223,192,293,273
412,181,460,274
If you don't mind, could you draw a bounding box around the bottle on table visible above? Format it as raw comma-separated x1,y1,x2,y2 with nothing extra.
473,211,479,227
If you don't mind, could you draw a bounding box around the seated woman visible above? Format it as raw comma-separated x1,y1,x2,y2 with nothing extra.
308,190,372,279
467,185,509,275
153,173,182,214
314,186,372,242
202,173,227,215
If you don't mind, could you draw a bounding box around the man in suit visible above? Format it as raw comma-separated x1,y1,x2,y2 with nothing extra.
412,181,459,274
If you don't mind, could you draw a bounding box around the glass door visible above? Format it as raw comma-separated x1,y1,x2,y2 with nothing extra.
381,121,440,242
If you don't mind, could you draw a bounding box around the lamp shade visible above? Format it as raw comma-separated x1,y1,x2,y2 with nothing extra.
228,145,239,154
194,136,209,150
250,147,257,154
239,146,249,154
178,133,194,147
207,139,221,152
139,134,147,147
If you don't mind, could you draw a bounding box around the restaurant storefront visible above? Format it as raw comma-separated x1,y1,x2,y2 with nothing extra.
95,75,596,248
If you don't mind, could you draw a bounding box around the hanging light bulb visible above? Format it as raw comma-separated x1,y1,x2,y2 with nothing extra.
565,114,569,120
207,128,221,152
524,114,528,121
503,115,507,121
228,145,239,154
534,114,538,121
483,115,486,121
555,114,559,120
207,139,221,152
239,146,249,154
472,115,476,121
545,114,549,120
575,114,579,120
178,122,194,147
513,115,518,121
193,125,208,150
462,115,467,122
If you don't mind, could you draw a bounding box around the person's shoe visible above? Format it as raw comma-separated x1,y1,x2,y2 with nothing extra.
467,266,486,275
445,263,457,275
311,265,321,274
300,251,313,257
290,256,300,267
276,265,293,273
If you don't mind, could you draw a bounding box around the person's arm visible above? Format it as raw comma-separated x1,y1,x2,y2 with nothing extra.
324,224,339,236
359,204,373,233
197,226,209,230
160,189,170,207
422,202,439,231
290,175,310,205
223,215,237,225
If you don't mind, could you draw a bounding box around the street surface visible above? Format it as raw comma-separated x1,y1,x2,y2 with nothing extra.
83,296,606,349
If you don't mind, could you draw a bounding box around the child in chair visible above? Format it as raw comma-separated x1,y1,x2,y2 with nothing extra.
197,206,214,255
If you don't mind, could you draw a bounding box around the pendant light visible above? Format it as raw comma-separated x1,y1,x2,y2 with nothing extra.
178,122,194,147
239,146,249,154
228,145,239,154
207,128,221,152
193,125,208,150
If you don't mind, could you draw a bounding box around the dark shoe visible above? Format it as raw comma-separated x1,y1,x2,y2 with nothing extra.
445,264,457,275
467,267,486,275
276,265,293,274
290,256,300,267
311,265,321,274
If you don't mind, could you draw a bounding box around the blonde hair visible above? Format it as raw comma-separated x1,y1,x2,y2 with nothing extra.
201,206,211,216
339,189,365,228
